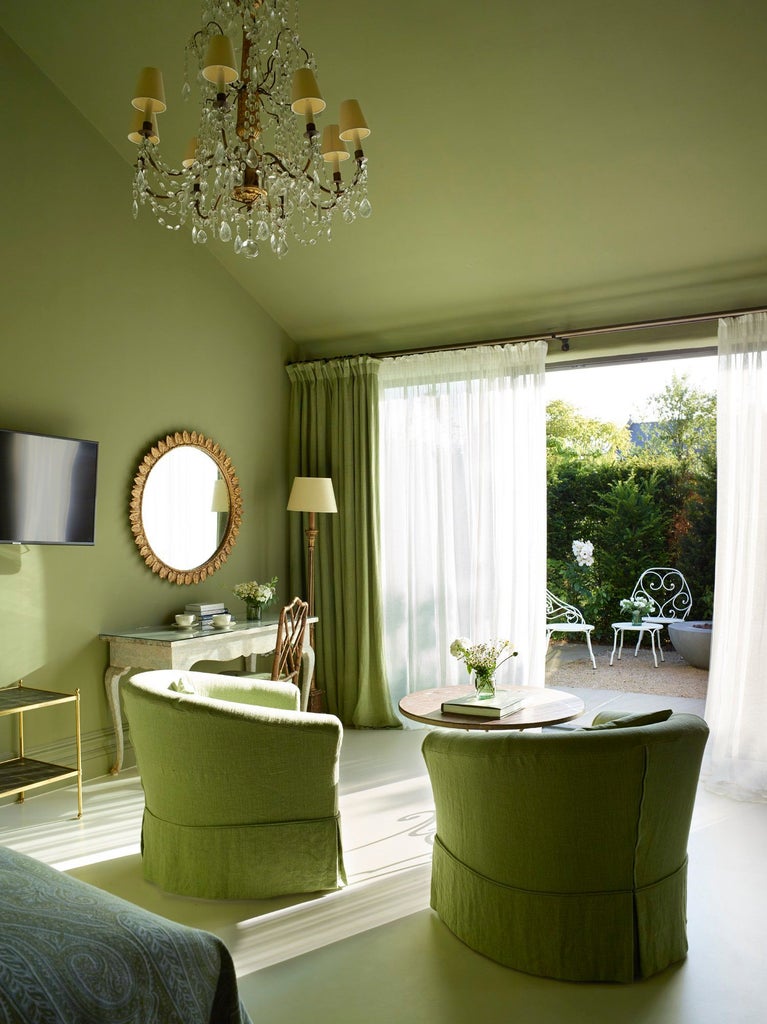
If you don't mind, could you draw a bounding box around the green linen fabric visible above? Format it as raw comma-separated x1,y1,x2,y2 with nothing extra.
168,677,195,693
123,670,345,900
286,356,400,728
422,714,709,982
189,674,301,711
586,708,674,730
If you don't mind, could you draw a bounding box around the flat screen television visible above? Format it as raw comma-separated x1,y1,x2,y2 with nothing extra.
0,428,99,545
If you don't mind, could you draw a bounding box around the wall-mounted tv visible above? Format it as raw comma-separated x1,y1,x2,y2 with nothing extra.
0,428,99,545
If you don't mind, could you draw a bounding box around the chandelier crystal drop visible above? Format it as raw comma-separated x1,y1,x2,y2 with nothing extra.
128,0,372,259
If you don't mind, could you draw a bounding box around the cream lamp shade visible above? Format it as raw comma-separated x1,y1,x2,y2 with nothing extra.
321,124,350,163
338,99,370,142
132,67,167,114
211,477,230,512
202,34,239,85
182,137,199,168
291,68,326,116
128,108,160,145
287,477,338,514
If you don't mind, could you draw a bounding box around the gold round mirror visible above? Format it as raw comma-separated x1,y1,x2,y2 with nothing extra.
130,431,243,584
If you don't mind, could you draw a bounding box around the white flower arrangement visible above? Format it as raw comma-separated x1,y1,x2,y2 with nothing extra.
233,576,278,608
619,595,656,616
572,538,595,567
450,637,518,677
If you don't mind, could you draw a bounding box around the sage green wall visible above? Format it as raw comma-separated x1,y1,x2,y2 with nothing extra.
0,30,296,781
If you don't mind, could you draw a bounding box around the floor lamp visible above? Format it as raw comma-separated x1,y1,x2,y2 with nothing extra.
287,476,337,711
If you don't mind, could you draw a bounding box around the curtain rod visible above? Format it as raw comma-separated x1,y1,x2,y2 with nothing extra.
294,303,767,364
378,303,767,359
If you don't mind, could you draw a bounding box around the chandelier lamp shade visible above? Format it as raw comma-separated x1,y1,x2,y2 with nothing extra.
128,0,372,259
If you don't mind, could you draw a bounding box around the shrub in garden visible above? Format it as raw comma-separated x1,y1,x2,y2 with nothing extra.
546,397,716,640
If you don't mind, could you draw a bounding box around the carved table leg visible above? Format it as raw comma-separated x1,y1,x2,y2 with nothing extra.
105,665,132,774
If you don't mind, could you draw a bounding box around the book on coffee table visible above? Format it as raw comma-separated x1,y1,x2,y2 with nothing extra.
441,689,527,719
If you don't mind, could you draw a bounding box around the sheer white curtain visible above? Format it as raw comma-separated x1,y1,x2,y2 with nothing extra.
379,341,548,709
704,312,767,801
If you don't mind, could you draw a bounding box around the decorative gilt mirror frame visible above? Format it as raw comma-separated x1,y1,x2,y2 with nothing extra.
130,430,243,584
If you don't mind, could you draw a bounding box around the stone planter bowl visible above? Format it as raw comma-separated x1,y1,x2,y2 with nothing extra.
667,620,712,670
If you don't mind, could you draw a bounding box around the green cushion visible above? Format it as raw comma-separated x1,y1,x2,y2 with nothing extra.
585,709,673,730
168,678,195,694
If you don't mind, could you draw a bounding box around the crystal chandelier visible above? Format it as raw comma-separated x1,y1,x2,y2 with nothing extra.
128,0,372,259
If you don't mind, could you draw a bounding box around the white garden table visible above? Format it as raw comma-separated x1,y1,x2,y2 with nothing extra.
609,621,665,669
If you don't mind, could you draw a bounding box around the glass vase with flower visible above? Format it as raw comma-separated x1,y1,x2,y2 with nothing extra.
449,637,518,699
619,595,656,625
233,577,278,621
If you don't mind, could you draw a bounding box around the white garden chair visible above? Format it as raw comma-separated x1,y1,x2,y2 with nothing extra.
630,568,692,634
545,589,596,669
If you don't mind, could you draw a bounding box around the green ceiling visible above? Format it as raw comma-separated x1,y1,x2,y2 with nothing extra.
3,0,767,359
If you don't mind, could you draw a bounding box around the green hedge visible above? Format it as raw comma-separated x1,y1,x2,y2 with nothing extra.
547,458,715,642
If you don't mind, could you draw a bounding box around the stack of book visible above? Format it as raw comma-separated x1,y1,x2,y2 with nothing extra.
184,602,229,628
441,689,528,719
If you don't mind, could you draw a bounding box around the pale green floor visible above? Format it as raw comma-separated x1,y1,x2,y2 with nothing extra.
2,686,766,1024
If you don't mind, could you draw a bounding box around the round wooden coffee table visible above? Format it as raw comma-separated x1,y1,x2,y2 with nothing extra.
398,686,584,731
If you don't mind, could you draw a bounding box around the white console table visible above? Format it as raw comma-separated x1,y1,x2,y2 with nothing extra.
100,617,316,774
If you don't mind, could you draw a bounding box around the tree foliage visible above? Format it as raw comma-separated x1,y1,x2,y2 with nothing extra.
546,399,631,463
633,372,717,471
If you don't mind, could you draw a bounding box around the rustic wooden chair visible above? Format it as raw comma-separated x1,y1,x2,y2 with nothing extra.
231,596,310,706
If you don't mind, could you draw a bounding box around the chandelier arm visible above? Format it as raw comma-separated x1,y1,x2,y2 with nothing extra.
192,21,226,52
253,101,281,128
260,33,282,91
261,30,311,90
249,32,314,129
260,151,367,199
243,51,285,118
138,187,185,203
138,150,189,179
190,190,224,222
261,150,314,182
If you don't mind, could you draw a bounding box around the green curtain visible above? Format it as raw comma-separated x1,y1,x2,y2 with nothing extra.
286,356,400,728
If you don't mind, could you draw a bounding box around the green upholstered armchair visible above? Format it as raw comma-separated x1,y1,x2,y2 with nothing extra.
422,710,709,982
122,669,345,900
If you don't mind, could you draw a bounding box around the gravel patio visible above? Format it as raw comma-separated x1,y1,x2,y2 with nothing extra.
545,639,708,701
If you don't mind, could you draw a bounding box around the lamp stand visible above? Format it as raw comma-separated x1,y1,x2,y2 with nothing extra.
305,511,325,713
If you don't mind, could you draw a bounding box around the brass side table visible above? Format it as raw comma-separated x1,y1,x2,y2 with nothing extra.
0,680,82,818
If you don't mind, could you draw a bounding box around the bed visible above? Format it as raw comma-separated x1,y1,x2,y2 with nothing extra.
0,845,253,1024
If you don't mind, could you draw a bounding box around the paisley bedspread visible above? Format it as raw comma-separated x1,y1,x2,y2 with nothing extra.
0,845,253,1024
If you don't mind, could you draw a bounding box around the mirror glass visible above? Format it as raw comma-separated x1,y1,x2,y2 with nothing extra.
130,431,242,584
